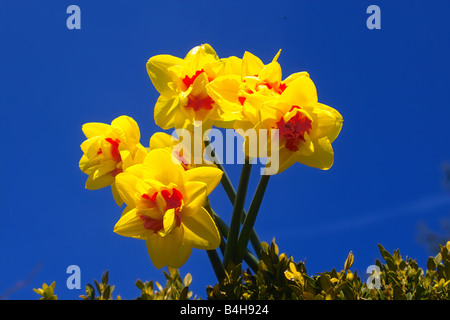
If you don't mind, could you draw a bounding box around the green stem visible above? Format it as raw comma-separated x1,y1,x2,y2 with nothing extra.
235,174,270,264
222,159,252,268
206,250,226,282
204,198,227,282
212,209,259,272
204,139,263,258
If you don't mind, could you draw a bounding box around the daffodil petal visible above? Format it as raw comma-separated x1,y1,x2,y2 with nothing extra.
182,206,220,250
115,171,140,207
149,132,176,150
147,54,184,96
183,167,223,195
206,75,241,106
111,116,141,146
114,208,150,239
183,181,207,212
82,123,110,139
146,227,191,269
161,208,176,237
142,149,184,186
154,95,180,130
111,182,124,207
295,136,334,170
85,173,114,190
94,159,117,179
258,61,282,84
281,75,318,107
242,51,264,77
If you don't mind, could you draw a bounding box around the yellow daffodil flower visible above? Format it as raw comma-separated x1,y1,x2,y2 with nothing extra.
113,148,223,268
79,115,148,206
146,44,241,131
149,131,216,170
238,74,343,174
206,49,309,125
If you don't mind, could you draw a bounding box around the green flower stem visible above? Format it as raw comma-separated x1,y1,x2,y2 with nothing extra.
222,159,252,268
204,199,227,282
211,209,259,272
203,139,263,258
206,249,226,283
235,174,270,264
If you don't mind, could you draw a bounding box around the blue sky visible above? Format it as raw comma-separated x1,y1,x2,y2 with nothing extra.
1,0,449,300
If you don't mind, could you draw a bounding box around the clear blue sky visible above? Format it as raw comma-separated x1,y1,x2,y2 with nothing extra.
1,0,449,300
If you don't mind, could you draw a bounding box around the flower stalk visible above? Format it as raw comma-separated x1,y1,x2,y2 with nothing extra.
235,174,270,264
222,158,252,268
204,139,263,258
211,209,259,272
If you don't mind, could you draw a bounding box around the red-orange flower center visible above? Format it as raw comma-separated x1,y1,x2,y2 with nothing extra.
95,138,123,177
238,81,287,106
182,69,213,88
105,137,121,162
186,95,215,111
276,106,312,152
140,188,183,233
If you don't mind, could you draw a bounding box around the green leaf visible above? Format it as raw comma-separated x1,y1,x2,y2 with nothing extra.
102,271,109,285
393,285,406,300
319,275,333,292
183,273,192,287
427,256,437,271
86,284,95,300
103,285,111,300
344,251,354,272
135,280,145,291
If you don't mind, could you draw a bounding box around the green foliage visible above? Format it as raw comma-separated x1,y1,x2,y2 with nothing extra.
79,271,119,300
207,240,450,300
33,281,57,300
135,266,196,300
34,241,450,300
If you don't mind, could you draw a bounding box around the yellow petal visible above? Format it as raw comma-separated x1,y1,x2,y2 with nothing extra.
82,122,110,139
161,208,176,237
111,182,124,207
182,206,220,250
111,116,141,146
154,95,180,130
113,208,150,239
147,54,184,96
146,227,192,269
315,103,343,143
306,106,343,142
295,136,334,170
280,75,318,107
131,144,148,165
142,149,185,186
85,173,114,190
93,159,117,180
282,71,309,86
258,61,282,85
183,167,223,195
115,171,140,207
149,132,176,150
274,147,297,174
242,51,264,77
206,75,241,107
183,181,207,212
221,56,242,76
124,163,144,179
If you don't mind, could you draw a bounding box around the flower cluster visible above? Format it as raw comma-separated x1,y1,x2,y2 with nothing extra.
78,44,343,271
